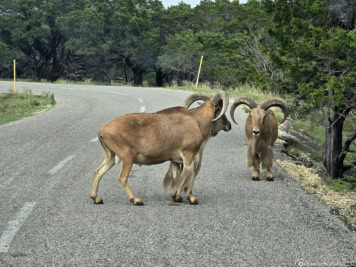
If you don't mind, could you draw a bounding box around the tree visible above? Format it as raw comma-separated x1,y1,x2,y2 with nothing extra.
57,0,107,81
158,0,274,87
108,0,165,86
157,2,195,85
0,41,15,77
265,0,356,178
158,30,203,83
0,0,73,81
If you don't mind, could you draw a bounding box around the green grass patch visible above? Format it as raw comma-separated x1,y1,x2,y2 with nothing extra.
325,177,356,193
168,82,278,102
229,84,278,103
344,154,356,169
292,119,325,145
286,139,323,162
343,119,356,167
54,79,119,86
167,81,222,94
310,150,323,162
0,91,55,125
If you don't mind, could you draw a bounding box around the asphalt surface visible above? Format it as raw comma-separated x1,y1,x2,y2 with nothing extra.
0,81,355,267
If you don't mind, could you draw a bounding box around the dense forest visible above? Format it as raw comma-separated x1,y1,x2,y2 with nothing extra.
0,0,355,179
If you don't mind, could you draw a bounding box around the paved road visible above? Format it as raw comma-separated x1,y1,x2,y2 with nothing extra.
0,81,355,267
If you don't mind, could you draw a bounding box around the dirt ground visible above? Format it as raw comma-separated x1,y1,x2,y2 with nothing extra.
274,120,356,231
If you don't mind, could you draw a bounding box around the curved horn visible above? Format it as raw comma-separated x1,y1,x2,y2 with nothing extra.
212,91,229,121
229,97,257,125
183,93,211,109
261,99,289,124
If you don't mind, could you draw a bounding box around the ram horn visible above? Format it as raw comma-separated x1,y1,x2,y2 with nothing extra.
261,99,289,124
229,97,257,125
183,93,211,109
211,91,229,121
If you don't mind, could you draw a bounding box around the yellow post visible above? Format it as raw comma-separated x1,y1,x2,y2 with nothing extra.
13,60,16,93
195,56,203,88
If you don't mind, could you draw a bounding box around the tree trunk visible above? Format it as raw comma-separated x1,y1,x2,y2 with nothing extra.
48,54,64,82
123,59,128,83
132,66,143,86
32,64,42,81
125,57,144,86
155,68,164,87
47,39,66,82
323,106,345,178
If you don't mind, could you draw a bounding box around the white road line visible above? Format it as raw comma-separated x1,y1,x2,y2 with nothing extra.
108,92,145,112
91,137,99,143
0,202,36,253
136,98,146,112
49,155,75,175
110,92,128,96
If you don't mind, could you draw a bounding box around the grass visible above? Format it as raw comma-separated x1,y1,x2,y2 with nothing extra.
54,79,129,87
310,150,324,162
289,119,325,161
0,89,55,125
169,81,278,102
343,123,356,167
292,119,325,144
325,177,356,193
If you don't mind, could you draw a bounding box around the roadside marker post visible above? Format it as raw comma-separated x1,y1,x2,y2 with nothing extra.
195,56,203,88
13,60,16,93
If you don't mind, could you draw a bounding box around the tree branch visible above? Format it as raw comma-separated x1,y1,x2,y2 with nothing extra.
339,131,356,163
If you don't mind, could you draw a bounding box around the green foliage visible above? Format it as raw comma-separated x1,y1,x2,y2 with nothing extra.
0,42,14,65
267,0,356,107
160,2,194,36
0,0,75,81
159,0,274,88
58,2,105,56
158,30,204,80
0,0,275,86
310,151,324,163
325,178,356,193
265,0,356,178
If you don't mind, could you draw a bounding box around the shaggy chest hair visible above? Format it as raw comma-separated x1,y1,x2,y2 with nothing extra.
251,137,269,157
